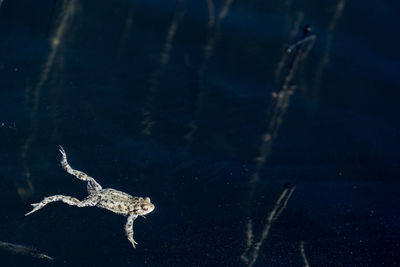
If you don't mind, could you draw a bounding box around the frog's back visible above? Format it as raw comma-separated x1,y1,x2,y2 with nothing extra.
95,188,137,215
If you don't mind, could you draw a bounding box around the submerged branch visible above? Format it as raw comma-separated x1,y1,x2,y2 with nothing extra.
242,186,296,267
300,241,310,267
0,241,54,261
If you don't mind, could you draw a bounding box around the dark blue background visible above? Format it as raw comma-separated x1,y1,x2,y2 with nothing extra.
0,0,399,266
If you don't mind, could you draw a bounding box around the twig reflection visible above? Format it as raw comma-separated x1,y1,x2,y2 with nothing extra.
142,0,186,135
241,186,295,267
117,5,136,59
242,23,315,266
185,0,234,141
274,12,304,84
313,0,345,100
20,0,78,200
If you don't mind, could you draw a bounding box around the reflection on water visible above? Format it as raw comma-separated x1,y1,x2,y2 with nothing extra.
241,20,315,265
142,0,186,136
117,4,135,59
185,0,234,142
313,0,346,101
274,12,304,84
20,0,80,200
242,185,295,266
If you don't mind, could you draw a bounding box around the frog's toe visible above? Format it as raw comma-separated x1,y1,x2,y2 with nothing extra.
58,146,66,156
131,239,138,248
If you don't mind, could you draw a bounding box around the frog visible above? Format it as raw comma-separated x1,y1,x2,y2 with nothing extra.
25,146,155,248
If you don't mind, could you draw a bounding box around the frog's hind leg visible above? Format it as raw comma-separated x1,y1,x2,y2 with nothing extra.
25,194,98,216
59,146,102,194
125,214,138,248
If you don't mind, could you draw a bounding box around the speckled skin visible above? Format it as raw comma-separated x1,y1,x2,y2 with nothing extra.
25,146,155,248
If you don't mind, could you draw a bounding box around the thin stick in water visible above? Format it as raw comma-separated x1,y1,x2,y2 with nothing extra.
300,241,310,267
0,241,54,261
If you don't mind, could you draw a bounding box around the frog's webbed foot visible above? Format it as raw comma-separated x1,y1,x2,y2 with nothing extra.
125,214,138,248
58,145,67,159
131,239,138,248
25,203,42,216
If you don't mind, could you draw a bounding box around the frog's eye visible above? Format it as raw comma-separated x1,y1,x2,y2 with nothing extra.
145,197,151,203
142,205,148,211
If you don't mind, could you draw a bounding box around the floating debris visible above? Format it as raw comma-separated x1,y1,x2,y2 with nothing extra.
0,122,16,129
0,241,54,261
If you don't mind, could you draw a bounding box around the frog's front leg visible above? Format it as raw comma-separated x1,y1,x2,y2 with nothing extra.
125,214,138,248
25,195,98,216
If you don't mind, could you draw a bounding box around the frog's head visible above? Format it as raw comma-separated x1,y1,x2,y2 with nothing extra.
134,197,155,216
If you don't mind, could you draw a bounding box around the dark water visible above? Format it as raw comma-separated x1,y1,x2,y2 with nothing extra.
0,0,399,266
